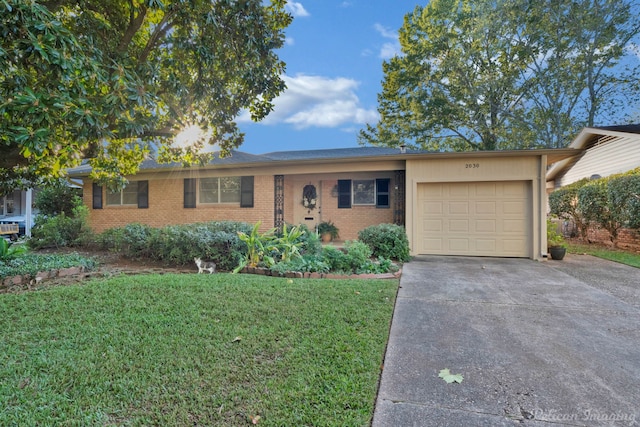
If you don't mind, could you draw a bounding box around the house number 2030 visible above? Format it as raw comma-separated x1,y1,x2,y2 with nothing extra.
465,163,480,169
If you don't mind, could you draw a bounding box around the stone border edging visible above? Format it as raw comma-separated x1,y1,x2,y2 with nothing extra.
1,265,402,292
240,267,402,280
2,266,86,290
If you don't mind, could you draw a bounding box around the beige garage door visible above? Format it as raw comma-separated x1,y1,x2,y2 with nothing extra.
417,181,531,257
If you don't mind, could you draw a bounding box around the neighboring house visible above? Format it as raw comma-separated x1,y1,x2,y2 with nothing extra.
546,125,640,190
0,188,37,237
545,125,640,250
68,146,577,260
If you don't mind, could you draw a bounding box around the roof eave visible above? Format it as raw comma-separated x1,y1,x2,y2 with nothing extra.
68,148,581,178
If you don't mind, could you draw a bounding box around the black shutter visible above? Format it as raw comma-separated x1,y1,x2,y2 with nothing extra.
137,180,149,208
184,178,196,208
240,176,254,208
376,178,390,208
92,183,103,209
337,179,351,209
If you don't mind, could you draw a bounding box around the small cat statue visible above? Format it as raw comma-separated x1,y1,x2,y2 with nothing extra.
194,257,216,274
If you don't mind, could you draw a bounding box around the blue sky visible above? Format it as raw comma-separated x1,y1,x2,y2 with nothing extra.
236,1,419,154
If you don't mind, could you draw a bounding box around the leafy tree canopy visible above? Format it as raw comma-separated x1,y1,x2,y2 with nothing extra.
360,0,640,152
1,0,291,192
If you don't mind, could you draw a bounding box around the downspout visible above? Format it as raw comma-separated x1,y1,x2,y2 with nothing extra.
540,155,548,259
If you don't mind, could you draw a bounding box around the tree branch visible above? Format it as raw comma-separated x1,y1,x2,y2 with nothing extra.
115,0,148,56
139,9,177,63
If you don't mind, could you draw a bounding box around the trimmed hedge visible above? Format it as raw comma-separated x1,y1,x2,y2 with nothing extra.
550,168,640,246
95,221,252,271
358,223,410,262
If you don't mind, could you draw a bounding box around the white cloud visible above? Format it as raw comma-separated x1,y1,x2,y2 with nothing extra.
238,74,378,129
285,36,295,46
374,23,397,40
285,1,310,17
379,42,399,60
340,1,353,7
374,23,401,59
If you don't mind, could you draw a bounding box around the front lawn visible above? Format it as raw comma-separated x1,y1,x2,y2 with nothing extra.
567,241,640,268
0,273,397,426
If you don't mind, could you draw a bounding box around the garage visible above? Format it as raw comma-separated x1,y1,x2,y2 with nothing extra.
404,153,554,259
416,181,531,257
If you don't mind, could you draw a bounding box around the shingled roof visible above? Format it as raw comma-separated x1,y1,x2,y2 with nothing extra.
68,146,419,175
260,146,422,161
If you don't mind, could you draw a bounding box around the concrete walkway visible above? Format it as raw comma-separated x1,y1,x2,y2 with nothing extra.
372,255,640,426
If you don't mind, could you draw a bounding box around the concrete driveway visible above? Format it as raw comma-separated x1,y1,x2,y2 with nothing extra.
373,255,640,426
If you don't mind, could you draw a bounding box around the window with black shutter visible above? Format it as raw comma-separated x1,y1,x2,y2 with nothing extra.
337,179,351,208
92,183,103,209
240,176,254,208
137,180,149,208
184,178,196,208
376,178,390,208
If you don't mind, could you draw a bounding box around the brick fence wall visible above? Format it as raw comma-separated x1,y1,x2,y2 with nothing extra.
583,227,640,252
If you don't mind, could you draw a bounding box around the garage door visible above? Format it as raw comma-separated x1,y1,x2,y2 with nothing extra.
417,181,531,257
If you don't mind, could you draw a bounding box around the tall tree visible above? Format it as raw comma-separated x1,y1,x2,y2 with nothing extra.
523,0,640,148
361,0,640,151
1,0,291,192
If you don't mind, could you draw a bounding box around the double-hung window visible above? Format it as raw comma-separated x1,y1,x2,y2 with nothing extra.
184,176,253,208
199,177,241,204
104,181,148,208
338,178,390,208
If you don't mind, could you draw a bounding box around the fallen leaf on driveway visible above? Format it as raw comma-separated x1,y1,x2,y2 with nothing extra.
438,368,464,384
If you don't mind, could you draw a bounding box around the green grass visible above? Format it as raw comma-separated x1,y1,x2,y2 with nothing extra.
567,242,640,268
0,273,397,426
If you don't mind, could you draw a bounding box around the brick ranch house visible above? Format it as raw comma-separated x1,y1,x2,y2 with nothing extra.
68,146,578,260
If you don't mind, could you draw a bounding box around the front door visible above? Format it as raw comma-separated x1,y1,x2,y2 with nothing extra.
294,180,321,232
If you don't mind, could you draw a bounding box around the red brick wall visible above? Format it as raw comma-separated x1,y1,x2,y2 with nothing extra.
319,179,395,241
585,227,640,252
83,174,399,240
84,175,275,233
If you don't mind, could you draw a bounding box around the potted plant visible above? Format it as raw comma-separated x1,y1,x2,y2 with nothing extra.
547,218,566,260
317,220,339,243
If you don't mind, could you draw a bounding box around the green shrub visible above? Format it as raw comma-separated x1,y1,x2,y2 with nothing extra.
34,179,82,217
95,221,252,271
322,245,350,273
548,178,589,239
269,254,330,276
0,253,98,279
321,241,373,274
578,178,623,245
344,240,372,270
607,172,640,230
355,257,399,275
145,223,249,270
28,204,92,250
357,223,410,262
95,227,126,252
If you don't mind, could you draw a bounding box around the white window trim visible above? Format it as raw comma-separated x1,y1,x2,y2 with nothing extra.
352,179,376,206
106,182,138,206
198,177,241,205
